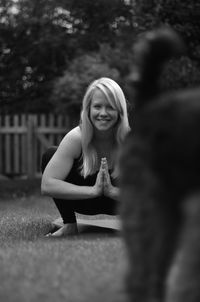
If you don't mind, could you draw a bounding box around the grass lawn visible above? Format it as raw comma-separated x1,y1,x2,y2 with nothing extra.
0,179,129,302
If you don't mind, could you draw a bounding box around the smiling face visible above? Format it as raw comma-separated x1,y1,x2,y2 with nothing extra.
90,88,119,133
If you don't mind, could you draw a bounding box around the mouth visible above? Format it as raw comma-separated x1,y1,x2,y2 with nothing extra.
97,119,111,122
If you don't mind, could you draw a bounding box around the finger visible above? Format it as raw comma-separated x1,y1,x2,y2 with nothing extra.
103,168,109,182
98,164,105,177
104,169,111,186
101,158,106,169
103,158,108,170
98,165,105,179
101,158,108,171
100,158,106,169
103,164,109,176
100,169,105,180
105,163,109,174
97,170,103,183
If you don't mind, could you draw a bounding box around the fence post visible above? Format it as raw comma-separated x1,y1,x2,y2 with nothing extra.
27,115,36,178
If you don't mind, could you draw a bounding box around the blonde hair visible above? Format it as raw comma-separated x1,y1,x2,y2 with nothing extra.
80,77,130,178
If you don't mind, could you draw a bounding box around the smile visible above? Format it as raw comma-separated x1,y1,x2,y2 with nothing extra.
97,119,111,121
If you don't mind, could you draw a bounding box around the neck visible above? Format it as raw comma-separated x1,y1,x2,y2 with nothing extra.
93,128,115,142
93,134,116,155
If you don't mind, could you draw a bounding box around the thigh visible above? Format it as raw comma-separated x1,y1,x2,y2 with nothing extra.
73,196,119,216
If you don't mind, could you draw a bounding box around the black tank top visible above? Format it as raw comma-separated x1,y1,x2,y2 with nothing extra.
66,155,118,187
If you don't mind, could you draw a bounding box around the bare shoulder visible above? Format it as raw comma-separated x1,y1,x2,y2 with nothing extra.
58,126,82,159
65,126,81,140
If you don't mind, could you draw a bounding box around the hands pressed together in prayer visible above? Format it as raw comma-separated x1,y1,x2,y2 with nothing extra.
93,157,119,200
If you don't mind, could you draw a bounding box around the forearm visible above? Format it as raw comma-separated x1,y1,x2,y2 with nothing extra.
41,178,97,200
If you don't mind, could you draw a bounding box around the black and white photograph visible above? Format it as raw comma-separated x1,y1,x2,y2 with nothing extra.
0,1,200,302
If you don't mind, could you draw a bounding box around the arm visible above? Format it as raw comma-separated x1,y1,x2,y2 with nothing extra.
41,127,103,200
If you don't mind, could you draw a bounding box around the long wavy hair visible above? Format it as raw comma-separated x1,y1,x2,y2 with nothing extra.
79,77,131,178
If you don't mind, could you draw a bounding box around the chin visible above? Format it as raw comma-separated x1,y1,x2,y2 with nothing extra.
97,125,113,131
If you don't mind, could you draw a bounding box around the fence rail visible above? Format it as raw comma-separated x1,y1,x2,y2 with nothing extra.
0,114,76,179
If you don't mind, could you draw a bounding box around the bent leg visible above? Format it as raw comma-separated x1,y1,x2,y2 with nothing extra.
41,146,77,224
41,147,119,234
73,196,119,217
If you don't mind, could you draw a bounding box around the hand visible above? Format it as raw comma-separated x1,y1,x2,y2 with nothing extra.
93,158,104,197
101,158,116,199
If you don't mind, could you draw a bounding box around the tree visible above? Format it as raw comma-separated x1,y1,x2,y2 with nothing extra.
132,0,200,63
0,0,78,113
0,0,135,114
127,0,200,93
66,0,134,50
50,52,120,118
1,0,200,114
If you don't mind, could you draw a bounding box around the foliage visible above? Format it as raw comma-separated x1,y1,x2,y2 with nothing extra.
162,56,200,90
0,0,73,113
133,0,200,61
68,0,134,50
124,0,200,100
0,0,133,114
1,0,200,114
50,52,120,117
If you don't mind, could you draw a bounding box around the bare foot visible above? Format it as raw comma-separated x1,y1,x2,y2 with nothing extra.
46,223,78,237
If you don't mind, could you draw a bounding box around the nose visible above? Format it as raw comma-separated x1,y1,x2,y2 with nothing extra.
99,106,108,116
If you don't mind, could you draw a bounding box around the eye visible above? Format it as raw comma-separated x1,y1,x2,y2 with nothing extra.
93,104,101,109
107,105,116,111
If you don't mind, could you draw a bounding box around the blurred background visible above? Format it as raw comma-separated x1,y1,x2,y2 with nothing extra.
0,0,200,179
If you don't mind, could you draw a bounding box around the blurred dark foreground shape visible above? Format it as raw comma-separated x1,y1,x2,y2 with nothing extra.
120,26,200,302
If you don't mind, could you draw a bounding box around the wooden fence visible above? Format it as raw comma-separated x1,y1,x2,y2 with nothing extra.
0,114,76,179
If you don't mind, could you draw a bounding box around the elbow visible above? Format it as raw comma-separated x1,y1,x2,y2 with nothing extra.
41,178,51,196
41,186,47,196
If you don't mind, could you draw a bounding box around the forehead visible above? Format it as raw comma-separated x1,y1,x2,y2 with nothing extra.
92,88,106,101
91,88,113,105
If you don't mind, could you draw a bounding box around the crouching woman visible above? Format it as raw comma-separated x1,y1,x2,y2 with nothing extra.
41,77,130,237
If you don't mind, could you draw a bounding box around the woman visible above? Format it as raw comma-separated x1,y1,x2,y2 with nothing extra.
41,77,130,236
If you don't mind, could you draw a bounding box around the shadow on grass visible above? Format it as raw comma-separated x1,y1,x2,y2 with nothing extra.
47,224,120,240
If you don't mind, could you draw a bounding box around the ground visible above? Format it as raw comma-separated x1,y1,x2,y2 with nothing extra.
0,179,129,302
